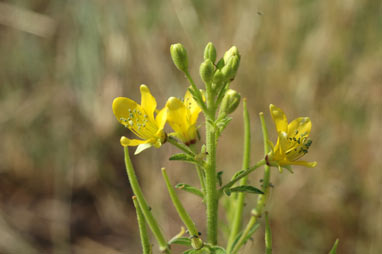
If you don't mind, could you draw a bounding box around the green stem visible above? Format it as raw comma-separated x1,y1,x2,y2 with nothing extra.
329,239,340,254
132,196,152,254
219,159,266,196
231,212,259,254
167,136,195,156
162,168,203,249
231,112,272,254
205,80,218,244
226,99,251,252
255,113,271,215
123,147,170,253
265,212,272,254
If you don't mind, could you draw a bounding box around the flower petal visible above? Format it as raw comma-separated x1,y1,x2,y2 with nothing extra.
140,84,157,121
113,97,139,125
288,160,317,167
135,143,153,154
120,136,148,147
166,97,190,135
278,131,289,156
287,117,311,138
269,104,288,133
156,107,167,130
184,89,201,124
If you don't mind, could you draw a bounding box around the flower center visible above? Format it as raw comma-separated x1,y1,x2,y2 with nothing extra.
285,130,312,161
119,107,158,139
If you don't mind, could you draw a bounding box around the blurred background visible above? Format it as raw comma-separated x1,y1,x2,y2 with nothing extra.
0,0,381,253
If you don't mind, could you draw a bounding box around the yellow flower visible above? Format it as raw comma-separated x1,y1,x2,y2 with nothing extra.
112,85,167,153
165,90,201,145
267,104,317,169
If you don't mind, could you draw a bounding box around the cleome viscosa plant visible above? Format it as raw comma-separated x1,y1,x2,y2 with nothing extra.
112,42,338,254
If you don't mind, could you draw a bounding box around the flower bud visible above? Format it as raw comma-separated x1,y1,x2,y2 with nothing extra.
219,89,241,115
212,69,224,84
223,46,240,64
221,55,240,80
203,42,217,63
170,43,188,73
199,59,215,83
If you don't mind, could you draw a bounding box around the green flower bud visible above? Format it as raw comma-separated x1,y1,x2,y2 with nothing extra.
199,59,215,83
212,69,224,84
221,55,240,80
223,46,240,64
199,59,215,84
219,89,241,115
203,42,217,63
216,57,225,70
170,43,188,73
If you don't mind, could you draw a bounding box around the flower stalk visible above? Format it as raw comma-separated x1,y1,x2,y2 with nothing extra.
123,147,169,253
255,112,272,215
162,168,203,250
231,112,271,253
265,212,272,254
132,196,152,254
226,99,251,252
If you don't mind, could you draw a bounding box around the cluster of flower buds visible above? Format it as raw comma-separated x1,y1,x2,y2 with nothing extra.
170,42,242,118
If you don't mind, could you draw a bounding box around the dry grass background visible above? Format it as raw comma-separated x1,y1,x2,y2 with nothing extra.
0,0,381,253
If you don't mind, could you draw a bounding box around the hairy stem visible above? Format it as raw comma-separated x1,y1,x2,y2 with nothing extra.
205,81,218,244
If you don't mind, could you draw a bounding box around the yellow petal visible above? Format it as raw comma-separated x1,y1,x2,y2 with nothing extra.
184,89,201,124
166,97,190,135
269,104,288,133
289,160,317,167
120,136,148,147
156,107,168,130
287,117,311,138
277,131,289,156
112,97,139,125
140,84,157,121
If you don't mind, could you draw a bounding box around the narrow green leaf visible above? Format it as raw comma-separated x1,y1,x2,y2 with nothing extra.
169,153,197,163
230,222,260,251
184,249,197,254
216,117,232,136
231,169,245,181
329,239,339,254
230,185,264,194
184,248,208,254
217,171,223,186
175,183,203,198
210,246,226,254
223,187,231,196
168,237,192,246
